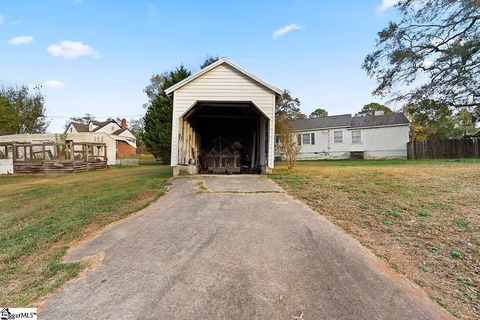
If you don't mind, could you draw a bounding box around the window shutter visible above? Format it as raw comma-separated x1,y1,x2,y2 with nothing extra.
311,133,315,145
297,134,302,145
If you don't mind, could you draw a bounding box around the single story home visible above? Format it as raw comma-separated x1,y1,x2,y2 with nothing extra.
66,118,137,157
283,111,410,159
165,58,282,175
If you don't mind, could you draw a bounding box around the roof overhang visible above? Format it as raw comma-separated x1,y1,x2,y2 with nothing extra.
164,58,283,96
348,123,410,130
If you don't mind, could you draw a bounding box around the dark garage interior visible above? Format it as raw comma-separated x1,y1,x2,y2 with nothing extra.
183,102,268,174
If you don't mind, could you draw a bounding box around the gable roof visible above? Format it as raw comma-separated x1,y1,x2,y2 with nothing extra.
290,112,410,131
111,128,128,136
68,120,118,133
351,112,410,128
92,120,117,132
291,114,352,131
92,120,111,126
70,122,89,132
164,58,283,96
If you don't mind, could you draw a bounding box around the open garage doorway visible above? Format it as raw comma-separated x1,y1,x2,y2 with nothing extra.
180,101,269,174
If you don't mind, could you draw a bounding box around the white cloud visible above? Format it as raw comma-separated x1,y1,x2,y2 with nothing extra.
43,80,66,89
377,0,401,12
8,35,33,45
0,14,4,24
47,40,100,59
74,0,83,4
272,23,303,39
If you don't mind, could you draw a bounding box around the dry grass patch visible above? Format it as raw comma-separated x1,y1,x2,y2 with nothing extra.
0,165,171,306
270,160,479,319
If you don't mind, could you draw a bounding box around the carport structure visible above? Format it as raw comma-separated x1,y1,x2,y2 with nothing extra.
165,59,282,175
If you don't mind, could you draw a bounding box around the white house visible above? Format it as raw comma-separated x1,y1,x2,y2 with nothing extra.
284,112,410,159
66,119,137,157
165,58,282,175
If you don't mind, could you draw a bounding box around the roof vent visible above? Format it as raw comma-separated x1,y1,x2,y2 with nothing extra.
374,110,385,116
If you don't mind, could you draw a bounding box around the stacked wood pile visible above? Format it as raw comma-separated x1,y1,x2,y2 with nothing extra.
0,141,108,174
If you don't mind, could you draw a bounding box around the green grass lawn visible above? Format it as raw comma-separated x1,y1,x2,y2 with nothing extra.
0,165,171,306
270,159,479,319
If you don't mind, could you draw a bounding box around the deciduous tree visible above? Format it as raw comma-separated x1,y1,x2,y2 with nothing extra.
309,108,328,118
129,118,145,152
200,55,220,69
405,99,476,140
0,84,48,135
357,102,393,116
275,115,301,170
275,90,306,121
363,0,480,115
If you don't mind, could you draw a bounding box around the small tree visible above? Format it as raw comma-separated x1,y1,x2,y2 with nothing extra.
275,90,306,121
357,102,393,116
200,55,220,69
129,118,145,153
0,84,49,134
276,115,301,170
405,99,476,140
309,108,328,118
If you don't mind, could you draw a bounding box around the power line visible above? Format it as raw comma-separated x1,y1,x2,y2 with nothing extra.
47,114,144,119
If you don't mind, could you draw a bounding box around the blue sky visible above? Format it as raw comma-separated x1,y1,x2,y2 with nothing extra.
0,0,399,132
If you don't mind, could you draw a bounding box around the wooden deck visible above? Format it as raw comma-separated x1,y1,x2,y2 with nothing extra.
0,141,108,174
13,160,107,174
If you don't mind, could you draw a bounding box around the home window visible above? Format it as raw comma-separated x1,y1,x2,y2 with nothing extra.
334,131,343,143
302,133,311,145
352,130,361,144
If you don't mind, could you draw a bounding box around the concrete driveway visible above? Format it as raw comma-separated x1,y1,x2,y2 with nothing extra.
43,175,449,320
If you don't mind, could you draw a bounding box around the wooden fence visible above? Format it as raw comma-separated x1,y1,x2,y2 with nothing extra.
407,139,480,159
0,141,108,174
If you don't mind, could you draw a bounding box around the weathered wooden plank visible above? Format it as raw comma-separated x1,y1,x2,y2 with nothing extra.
407,139,480,160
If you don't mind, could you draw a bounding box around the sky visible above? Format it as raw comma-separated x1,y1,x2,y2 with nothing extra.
0,0,400,133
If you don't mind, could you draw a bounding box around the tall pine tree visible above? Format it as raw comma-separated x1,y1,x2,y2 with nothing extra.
142,65,191,162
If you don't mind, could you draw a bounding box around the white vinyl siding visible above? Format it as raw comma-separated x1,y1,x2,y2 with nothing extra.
352,130,361,144
171,63,276,167
283,125,409,160
334,130,343,143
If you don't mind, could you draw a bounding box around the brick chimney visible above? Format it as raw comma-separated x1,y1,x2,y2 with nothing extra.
121,118,127,129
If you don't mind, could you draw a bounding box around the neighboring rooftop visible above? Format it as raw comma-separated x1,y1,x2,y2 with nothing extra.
92,120,117,131
111,128,128,136
71,122,89,132
68,119,118,133
351,112,410,128
291,112,409,131
291,114,352,131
